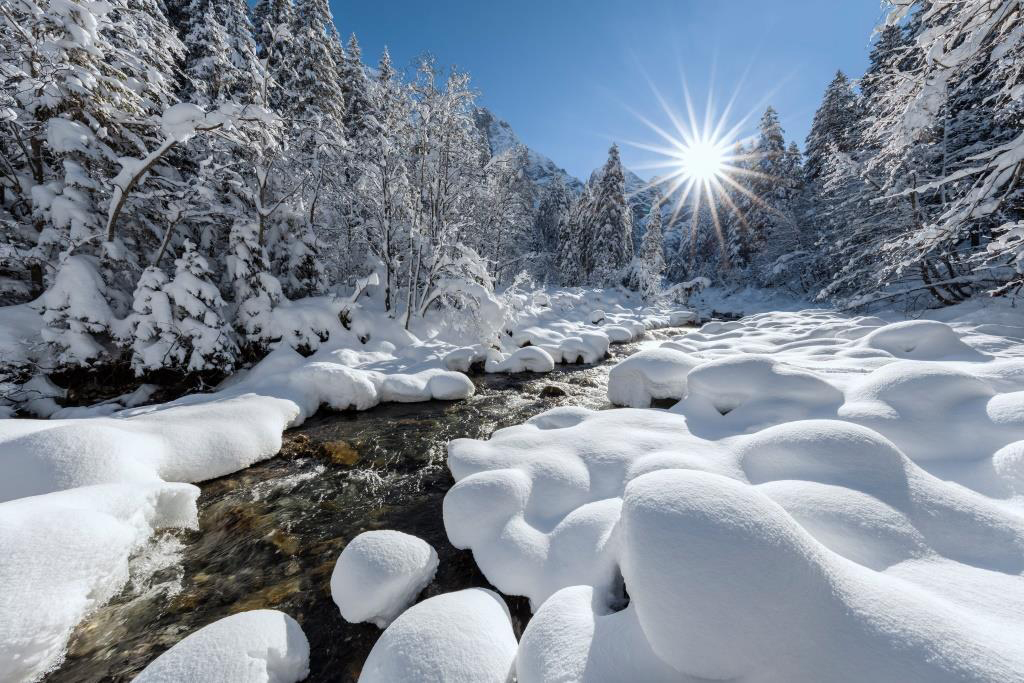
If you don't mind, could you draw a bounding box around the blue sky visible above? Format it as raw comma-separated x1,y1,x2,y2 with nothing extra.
330,1,885,180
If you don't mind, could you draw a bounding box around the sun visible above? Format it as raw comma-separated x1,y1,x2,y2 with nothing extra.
620,78,775,272
679,139,728,182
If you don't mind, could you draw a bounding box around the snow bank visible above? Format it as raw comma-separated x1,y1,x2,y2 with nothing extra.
330,530,438,628
132,610,309,683
448,309,1024,681
0,482,198,683
358,589,517,683
0,339,472,677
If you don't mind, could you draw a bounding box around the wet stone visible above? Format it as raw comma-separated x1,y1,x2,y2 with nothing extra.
539,384,568,397
321,440,361,466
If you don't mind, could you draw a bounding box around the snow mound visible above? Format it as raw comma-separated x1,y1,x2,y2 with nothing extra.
358,588,517,683
330,530,438,628
607,347,700,408
445,309,1024,681
132,610,309,683
858,319,986,360
622,468,1020,682
516,585,681,683
677,355,845,435
485,346,555,374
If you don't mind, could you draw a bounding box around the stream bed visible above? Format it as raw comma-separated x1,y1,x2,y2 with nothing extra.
46,330,687,682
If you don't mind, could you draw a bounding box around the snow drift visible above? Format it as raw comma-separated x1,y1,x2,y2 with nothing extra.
445,310,1024,681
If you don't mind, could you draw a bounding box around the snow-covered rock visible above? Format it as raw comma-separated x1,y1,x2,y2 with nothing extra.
484,346,555,374
330,530,438,628
132,610,309,683
358,588,518,683
607,347,700,408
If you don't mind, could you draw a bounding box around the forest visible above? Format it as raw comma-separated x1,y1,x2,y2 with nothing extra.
1,0,1021,399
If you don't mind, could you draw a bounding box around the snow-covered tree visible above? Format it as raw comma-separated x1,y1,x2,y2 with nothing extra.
585,144,633,285
127,265,180,374
227,221,283,358
804,71,861,184
165,240,236,371
557,185,592,286
626,196,667,298
534,176,574,282
480,144,536,284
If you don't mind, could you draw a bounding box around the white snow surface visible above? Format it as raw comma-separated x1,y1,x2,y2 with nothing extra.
446,309,1024,682
132,610,309,683
358,588,517,683
0,287,687,680
330,530,438,628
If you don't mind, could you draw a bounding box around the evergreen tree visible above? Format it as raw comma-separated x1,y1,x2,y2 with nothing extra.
804,71,860,183
221,0,264,103
339,35,374,144
640,198,666,276
227,222,283,358
179,0,236,107
166,240,236,371
127,265,180,374
557,187,591,286
251,0,296,110
586,144,633,285
534,176,573,281
289,0,344,133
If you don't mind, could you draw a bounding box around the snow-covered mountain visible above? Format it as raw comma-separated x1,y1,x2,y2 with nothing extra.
475,108,679,245
474,108,583,194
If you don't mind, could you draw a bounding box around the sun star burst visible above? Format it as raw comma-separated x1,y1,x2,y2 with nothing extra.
622,75,779,271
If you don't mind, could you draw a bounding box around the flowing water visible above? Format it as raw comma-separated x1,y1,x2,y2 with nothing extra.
46,330,688,682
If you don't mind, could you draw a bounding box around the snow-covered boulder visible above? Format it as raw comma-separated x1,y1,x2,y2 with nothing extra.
330,530,438,628
857,320,984,360
602,325,634,344
485,346,555,374
669,310,696,326
675,355,844,435
358,589,517,683
444,345,487,372
516,585,679,683
133,610,309,683
607,348,700,408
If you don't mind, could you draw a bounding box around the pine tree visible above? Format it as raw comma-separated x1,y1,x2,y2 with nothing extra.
625,196,667,299
586,144,633,285
557,187,590,286
268,215,327,298
127,265,181,374
227,222,283,358
640,198,666,276
251,0,296,110
179,0,236,107
804,71,860,183
221,0,264,103
166,240,236,371
339,35,374,144
533,176,573,281
289,0,344,134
